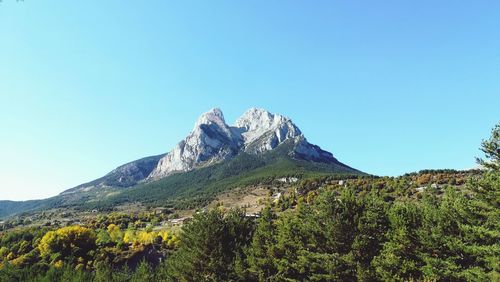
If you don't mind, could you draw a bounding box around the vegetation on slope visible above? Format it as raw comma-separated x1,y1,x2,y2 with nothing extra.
76,140,362,210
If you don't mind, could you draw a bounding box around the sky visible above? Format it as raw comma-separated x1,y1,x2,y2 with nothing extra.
0,1,499,201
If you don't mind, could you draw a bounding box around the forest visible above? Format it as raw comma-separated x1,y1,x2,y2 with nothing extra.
0,124,498,281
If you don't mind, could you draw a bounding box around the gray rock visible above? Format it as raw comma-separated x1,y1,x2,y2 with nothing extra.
147,108,241,179
147,107,341,180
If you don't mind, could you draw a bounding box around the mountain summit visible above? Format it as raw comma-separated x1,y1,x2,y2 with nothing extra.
147,108,241,179
148,107,342,179
60,107,358,198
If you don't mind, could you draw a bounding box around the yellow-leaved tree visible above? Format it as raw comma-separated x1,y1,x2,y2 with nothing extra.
38,226,96,268
107,224,123,243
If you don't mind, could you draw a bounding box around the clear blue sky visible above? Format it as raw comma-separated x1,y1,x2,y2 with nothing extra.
0,1,498,201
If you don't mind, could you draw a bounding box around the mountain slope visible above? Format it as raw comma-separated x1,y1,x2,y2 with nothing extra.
0,200,44,218
74,138,362,210
0,197,62,219
62,154,165,196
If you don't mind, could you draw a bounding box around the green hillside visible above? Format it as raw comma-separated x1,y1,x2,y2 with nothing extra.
79,143,363,210
0,201,44,218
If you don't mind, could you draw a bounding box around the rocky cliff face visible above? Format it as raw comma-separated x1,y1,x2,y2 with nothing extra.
147,108,241,179
236,108,302,154
147,108,340,180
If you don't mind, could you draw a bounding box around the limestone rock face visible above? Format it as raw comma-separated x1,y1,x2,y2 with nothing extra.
147,107,340,180
291,136,338,163
148,108,240,179
235,108,302,154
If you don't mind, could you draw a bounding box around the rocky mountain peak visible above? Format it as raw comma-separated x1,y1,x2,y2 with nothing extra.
147,108,335,180
235,108,302,153
236,108,278,131
194,108,226,129
147,109,239,180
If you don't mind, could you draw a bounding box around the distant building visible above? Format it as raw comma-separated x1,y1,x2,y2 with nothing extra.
169,217,190,225
245,213,260,218
277,177,299,183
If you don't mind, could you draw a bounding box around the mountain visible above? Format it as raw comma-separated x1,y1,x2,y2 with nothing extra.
69,107,353,190
148,108,343,179
56,107,360,209
0,108,362,218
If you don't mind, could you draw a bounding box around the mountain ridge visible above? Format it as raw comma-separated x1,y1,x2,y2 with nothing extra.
64,107,357,195
148,107,341,179
61,154,165,195
0,107,363,218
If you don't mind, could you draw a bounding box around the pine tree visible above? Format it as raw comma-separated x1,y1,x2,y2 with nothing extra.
418,188,464,280
476,122,500,172
245,206,278,281
131,260,154,282
352,193,388,281
167,208,253,281
372,202,423,281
